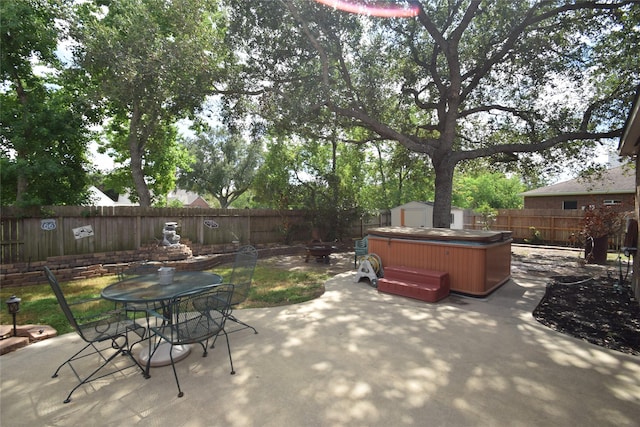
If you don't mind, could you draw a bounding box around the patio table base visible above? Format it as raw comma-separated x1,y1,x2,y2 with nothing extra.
138,343,191,368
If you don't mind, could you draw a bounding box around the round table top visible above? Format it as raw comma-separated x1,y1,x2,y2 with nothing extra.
101,271,223,303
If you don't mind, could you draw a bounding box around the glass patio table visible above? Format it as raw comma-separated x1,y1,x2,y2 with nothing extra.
101,271,223,370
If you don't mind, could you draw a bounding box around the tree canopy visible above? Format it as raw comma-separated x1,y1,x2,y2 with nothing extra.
177,126,263,208
221,0,640,227
71,0,229,206
251,133,367,240
1,0,92,206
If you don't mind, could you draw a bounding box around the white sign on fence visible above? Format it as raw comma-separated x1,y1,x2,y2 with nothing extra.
40,219,57,231
204,219,219,229
73,225,94,240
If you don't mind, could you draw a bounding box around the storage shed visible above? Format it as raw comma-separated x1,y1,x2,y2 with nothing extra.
390,201,464,229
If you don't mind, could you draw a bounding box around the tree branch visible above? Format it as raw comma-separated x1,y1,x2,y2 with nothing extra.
453,129,623,163
326,103,438,155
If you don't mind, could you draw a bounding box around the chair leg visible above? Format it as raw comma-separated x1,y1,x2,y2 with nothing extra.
167,346,184,398
52,342,93,379
56,336,139,404
228,315,258,334
210,315,257,348
221,329,235,375
147,334,185,398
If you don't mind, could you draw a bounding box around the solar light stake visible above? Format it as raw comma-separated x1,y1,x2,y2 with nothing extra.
6,295,21,337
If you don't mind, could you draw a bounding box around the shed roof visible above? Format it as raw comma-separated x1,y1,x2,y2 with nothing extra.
392,201,464,211
520,165,635,197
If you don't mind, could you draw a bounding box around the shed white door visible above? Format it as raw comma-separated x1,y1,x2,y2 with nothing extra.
402,208,431,227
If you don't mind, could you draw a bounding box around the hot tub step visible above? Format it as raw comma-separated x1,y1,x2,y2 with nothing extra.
382,266,449,284
378,267,449,302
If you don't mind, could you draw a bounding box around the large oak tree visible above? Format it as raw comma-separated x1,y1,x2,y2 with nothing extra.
222,0,639,227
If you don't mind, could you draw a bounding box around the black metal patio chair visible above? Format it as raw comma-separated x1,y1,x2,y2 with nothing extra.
146,284,236,398
44,266,147,403
225,245,258,336
117,262,160,317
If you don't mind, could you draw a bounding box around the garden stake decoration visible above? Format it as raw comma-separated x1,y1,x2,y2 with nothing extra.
6,295,21,337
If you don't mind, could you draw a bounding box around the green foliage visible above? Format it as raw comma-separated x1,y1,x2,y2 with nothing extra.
251,135,365,241
359,143,435,210
252,138,303,209
1,0,92,206
177,126,263,208
524,227,544,245
0,0,60,83
475,204,498,230
453,172,525,210
72,0,228,206
101,120,190,204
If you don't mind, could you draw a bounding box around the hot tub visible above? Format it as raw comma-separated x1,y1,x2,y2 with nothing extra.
367,227,512,297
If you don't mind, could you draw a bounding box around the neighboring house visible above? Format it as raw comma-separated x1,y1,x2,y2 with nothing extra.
86,186,118,206
166,189,210,208
618,87,640,301
115,192,136,206
390,201,464,229
520,165,635,210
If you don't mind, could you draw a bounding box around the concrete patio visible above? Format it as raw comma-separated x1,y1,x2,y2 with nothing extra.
1,254,639,426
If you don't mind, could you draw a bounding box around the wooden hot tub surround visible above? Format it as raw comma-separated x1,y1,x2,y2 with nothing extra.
367,227,512,297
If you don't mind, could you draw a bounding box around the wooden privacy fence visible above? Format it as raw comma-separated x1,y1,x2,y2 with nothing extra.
1,206,390,264
465,208,627,249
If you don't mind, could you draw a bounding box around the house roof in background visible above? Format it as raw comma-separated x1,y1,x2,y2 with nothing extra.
520,166,635,197
167,189,210,207
392,201,464,211
86,186,117,206
85,188,209,207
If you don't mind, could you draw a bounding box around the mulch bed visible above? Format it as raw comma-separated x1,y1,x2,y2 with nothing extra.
533,275,640,356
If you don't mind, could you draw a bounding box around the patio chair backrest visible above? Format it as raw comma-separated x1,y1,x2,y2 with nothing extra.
355,236,368,252
166,284,234,344
44,267,82,334
228,245,258,306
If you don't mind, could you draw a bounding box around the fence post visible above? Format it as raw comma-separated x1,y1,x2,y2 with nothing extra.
135,215,141,249
57,215,65,256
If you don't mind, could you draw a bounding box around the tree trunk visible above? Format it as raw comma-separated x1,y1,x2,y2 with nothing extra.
15,174,28,206
431,157,456,229
129,151,151,207
14,80,29,205
128,104,151,207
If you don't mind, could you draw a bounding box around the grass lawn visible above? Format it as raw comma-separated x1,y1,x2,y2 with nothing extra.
0,265,330,336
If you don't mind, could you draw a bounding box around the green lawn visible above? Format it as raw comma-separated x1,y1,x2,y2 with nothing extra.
0,265,330,335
